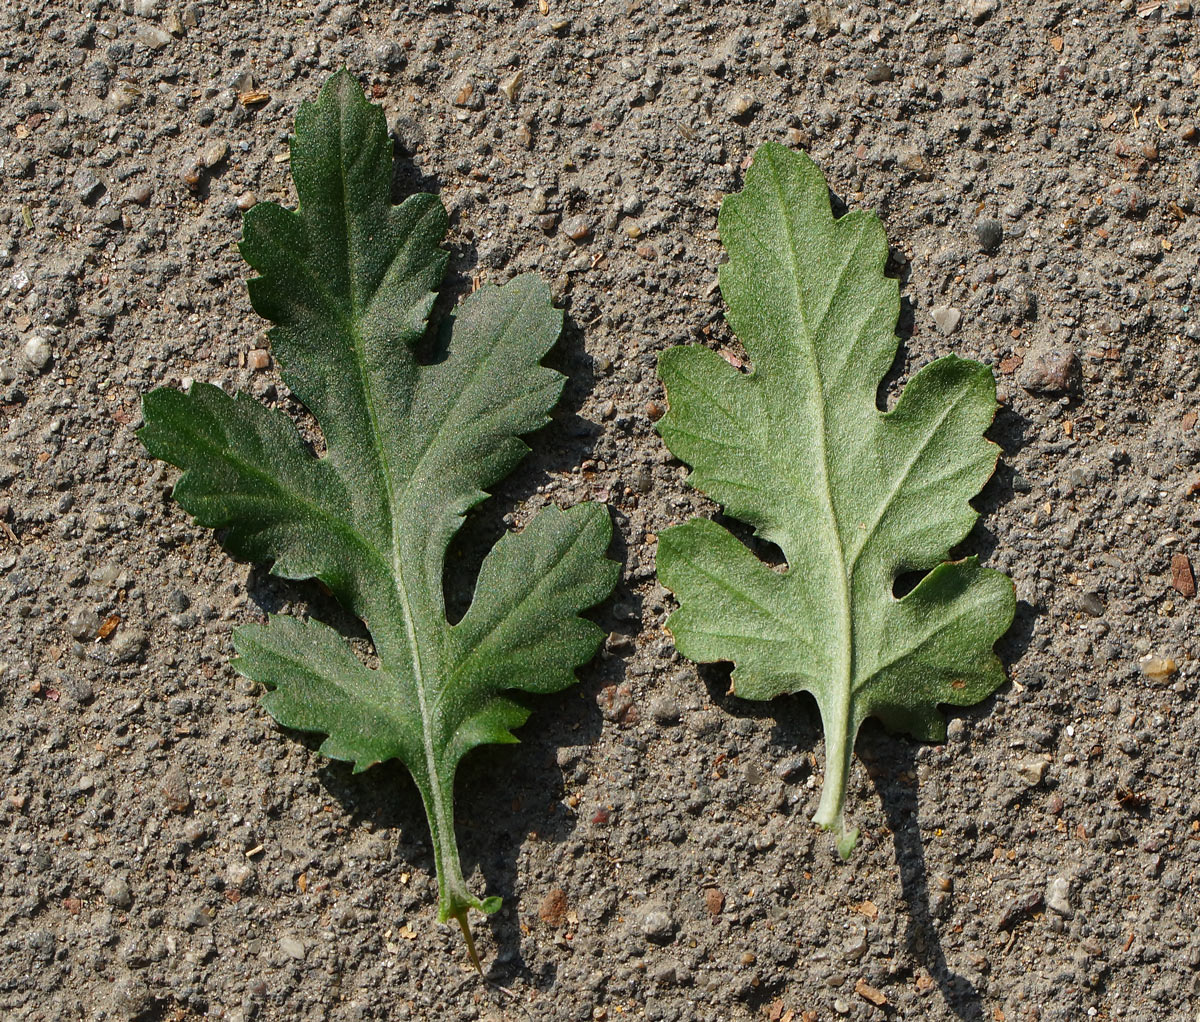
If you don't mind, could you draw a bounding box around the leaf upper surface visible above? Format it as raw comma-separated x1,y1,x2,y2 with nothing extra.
141,71,618,938
657,144,1014,854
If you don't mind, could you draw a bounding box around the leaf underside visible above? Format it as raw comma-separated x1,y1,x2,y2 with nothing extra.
656,143,1015,856
140,71,618,940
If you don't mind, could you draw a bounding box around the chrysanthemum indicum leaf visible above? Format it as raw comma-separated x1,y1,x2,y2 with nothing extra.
140,71,618,962
656,143,1014,857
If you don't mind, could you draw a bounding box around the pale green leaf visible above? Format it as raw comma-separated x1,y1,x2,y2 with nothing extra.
657,143,1014,856
140,71,618,955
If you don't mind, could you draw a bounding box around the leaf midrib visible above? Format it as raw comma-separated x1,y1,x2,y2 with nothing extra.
332,146,449,855
762,149,855,722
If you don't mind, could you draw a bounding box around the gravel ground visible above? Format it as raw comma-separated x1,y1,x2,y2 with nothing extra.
2,1,1199,1020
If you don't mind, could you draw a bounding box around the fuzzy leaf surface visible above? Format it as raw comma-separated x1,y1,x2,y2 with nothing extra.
140,71,618,938
657,143,1014,855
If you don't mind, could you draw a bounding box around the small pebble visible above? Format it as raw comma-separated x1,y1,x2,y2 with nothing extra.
111,629,147,664
650,696,680,725
974,217,1003,253
236,191,257,212
1019,348,1079,395
640,904,676,942
183,819,208,843
596,683,634,722
704,888,724,915
279,936,306,961
134,24,173,49
182,161,203,192
964,0,997,23
160,766,192,813
1129,237,1160,261
1170,553,1195,598
931,305,962,336
103,877,133,908
225,861,253,890
500,70,524,102
865,62,894,83
1046,876,1073,919
74,167,104,203
452,81,475,108
1014,757,1048,786
375,40,405,70
1138,655,1177,683
997,890,1042,930
605,632,635,655
96,206,123,229
538,887,568,927
726,94,757,120
23,333,52,371
182,903,214,929
562,215,591,242
842,931,868,961
774,756,809,781
944,42,973,66
125,183,153,206
1079,592,1104,616
111,976,150,1015
201,140,229,169
67,605,100,640
247,349,271,371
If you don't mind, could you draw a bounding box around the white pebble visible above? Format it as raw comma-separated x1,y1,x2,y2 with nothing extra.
23,333,52,371
1046,876,1073,918
931,305,962,336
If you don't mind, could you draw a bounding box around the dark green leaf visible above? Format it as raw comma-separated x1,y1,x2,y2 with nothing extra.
141,71,618,953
